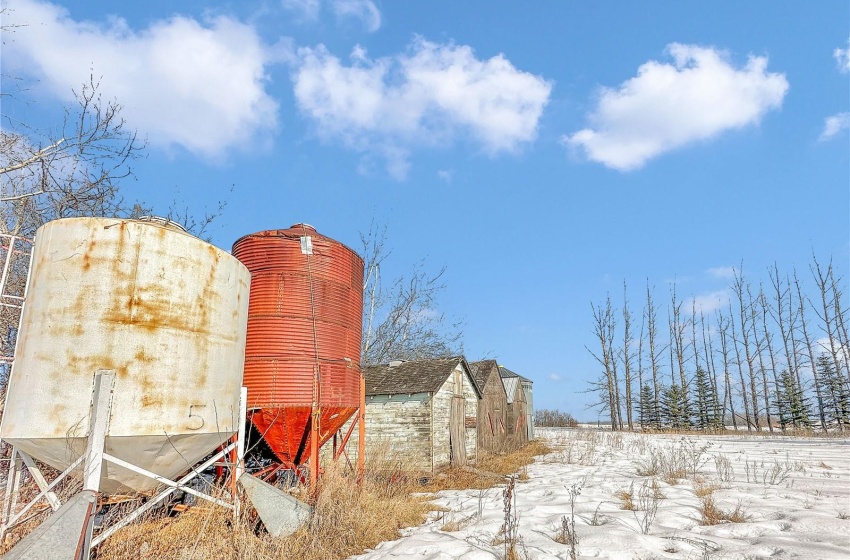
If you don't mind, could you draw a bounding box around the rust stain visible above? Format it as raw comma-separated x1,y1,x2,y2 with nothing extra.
141,394,162,408
134,348,154,364
65,349,130,379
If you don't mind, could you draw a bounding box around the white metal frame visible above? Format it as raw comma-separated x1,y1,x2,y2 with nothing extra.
0,371,248,554
0,233,34,367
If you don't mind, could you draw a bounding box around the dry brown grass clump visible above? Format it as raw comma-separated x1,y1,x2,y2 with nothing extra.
478,439,551,475
424,440,551,492
614,487,635,511
99,460,432,560
693,480,723,498
699,495,750,525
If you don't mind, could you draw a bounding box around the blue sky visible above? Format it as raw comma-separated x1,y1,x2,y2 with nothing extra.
3,1,848,418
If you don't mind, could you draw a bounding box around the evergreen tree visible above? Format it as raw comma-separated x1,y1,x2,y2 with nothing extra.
774,370,811,429
693,366,718,430
661,384,687,430
637,384,659,429
817,354,850,431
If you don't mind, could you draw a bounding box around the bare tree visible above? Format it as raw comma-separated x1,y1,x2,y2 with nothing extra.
700,311,722,429
732,267,761,430
728,300,753,431
758,288,784,430
637,293,647,428
645,282,662,426
769,265,803,395
830,272,850,381
359,223,462,365
588,295,620,430
810,255,846,385
715,309,738,430
794,270,828,432
669,286,691,424
621,282,634,430
750,285,774,432
1,76,145,238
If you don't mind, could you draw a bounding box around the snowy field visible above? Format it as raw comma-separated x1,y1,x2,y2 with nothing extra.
352,428,850,559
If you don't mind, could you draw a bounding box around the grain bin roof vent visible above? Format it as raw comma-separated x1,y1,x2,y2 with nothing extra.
135,215,188,233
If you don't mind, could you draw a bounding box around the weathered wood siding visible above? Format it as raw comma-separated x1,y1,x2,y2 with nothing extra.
477,366,508,452
521,380,534,440
506,381,528,446
328,393,433,472
431,363,478,469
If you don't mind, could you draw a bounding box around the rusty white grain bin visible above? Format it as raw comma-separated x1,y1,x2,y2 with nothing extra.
231,224,363,469
0,217,251,494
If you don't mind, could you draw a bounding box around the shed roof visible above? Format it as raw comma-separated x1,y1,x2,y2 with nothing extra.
498,365,533,384
469,359,506,394
364,356,481,397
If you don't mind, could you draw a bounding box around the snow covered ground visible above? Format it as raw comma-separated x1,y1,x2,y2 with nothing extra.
352,428,850,559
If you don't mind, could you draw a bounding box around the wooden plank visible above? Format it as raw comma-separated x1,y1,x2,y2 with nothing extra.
450,396,465,467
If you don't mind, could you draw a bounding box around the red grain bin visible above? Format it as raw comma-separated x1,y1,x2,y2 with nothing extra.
232,224,363,473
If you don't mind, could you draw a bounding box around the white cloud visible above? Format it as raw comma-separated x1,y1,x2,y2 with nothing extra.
563,43,788,171
819,112,849,141
3,0,278,159
281,0,321,21
834,38,850,73
707,266,736,279
291,38,552,178
687,290,731,315
332,0,381,33
548,373,561,381
437,169,454,183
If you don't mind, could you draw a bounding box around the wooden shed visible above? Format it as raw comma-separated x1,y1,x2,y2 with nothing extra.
345,356,481,472
469,359,509,452
499,366,529,446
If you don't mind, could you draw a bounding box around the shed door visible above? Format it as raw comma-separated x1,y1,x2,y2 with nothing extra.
450,395,466,467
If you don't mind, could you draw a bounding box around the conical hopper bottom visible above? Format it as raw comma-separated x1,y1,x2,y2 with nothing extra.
250,405,358,466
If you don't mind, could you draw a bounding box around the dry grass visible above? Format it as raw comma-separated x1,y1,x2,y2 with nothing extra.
99,460,433,560
693,480,723,498
699,495,750,525
96,440,550,560
424,440,551,492
614,487,635,511
478,439,551,476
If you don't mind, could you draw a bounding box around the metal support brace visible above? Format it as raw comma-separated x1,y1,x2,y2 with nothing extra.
91,441,238,547
1,447,21,536
1,455,85,537
18,452,62,511
1,375,249,553
83,371,116,492
234,387,247,518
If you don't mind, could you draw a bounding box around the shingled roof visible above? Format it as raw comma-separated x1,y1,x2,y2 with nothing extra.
498,365,533,384
364,356,481,397
469,359,504,393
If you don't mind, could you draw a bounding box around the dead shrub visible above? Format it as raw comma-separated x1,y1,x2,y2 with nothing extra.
699,495,750,525
614,485,635,511
693,480,722,498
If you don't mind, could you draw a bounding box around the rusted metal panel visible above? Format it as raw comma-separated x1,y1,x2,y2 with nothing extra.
0,218,251,493
232,224,364,466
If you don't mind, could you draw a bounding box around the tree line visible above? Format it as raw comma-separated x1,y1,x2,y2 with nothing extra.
587,259,850,432
534,409,578,428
